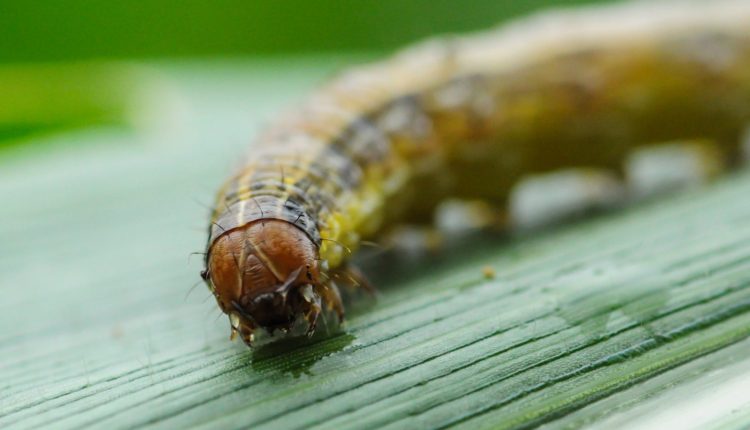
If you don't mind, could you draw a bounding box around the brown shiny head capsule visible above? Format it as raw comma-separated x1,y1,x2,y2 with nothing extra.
205,220,325,345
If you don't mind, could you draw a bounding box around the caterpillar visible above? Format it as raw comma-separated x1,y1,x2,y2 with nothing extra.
202,0,750,347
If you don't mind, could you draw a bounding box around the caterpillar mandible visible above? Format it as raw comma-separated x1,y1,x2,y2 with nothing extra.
203,0,750,346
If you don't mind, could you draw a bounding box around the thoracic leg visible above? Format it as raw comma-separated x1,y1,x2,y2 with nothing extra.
330,264,376,297
317,280,345,323
315,263,377,326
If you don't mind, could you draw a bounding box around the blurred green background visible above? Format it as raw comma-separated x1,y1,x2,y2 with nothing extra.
2,0,603,62
0,0,611,148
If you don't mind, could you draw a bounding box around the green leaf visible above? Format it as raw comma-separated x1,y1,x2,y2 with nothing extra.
1,60,750,430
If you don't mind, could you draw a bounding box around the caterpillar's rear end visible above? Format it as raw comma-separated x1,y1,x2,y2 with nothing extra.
203,0,750,347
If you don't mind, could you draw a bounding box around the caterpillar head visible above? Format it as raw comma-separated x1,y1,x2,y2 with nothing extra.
203,220,325,346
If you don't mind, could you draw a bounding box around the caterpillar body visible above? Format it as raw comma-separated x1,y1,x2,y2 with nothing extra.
203,0,750,346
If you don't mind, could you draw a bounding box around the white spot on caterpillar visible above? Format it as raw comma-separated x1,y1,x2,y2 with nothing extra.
625,140,725,199
510,169,624,229
435,199,498,234
377,99,431,139
433,79,475,109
